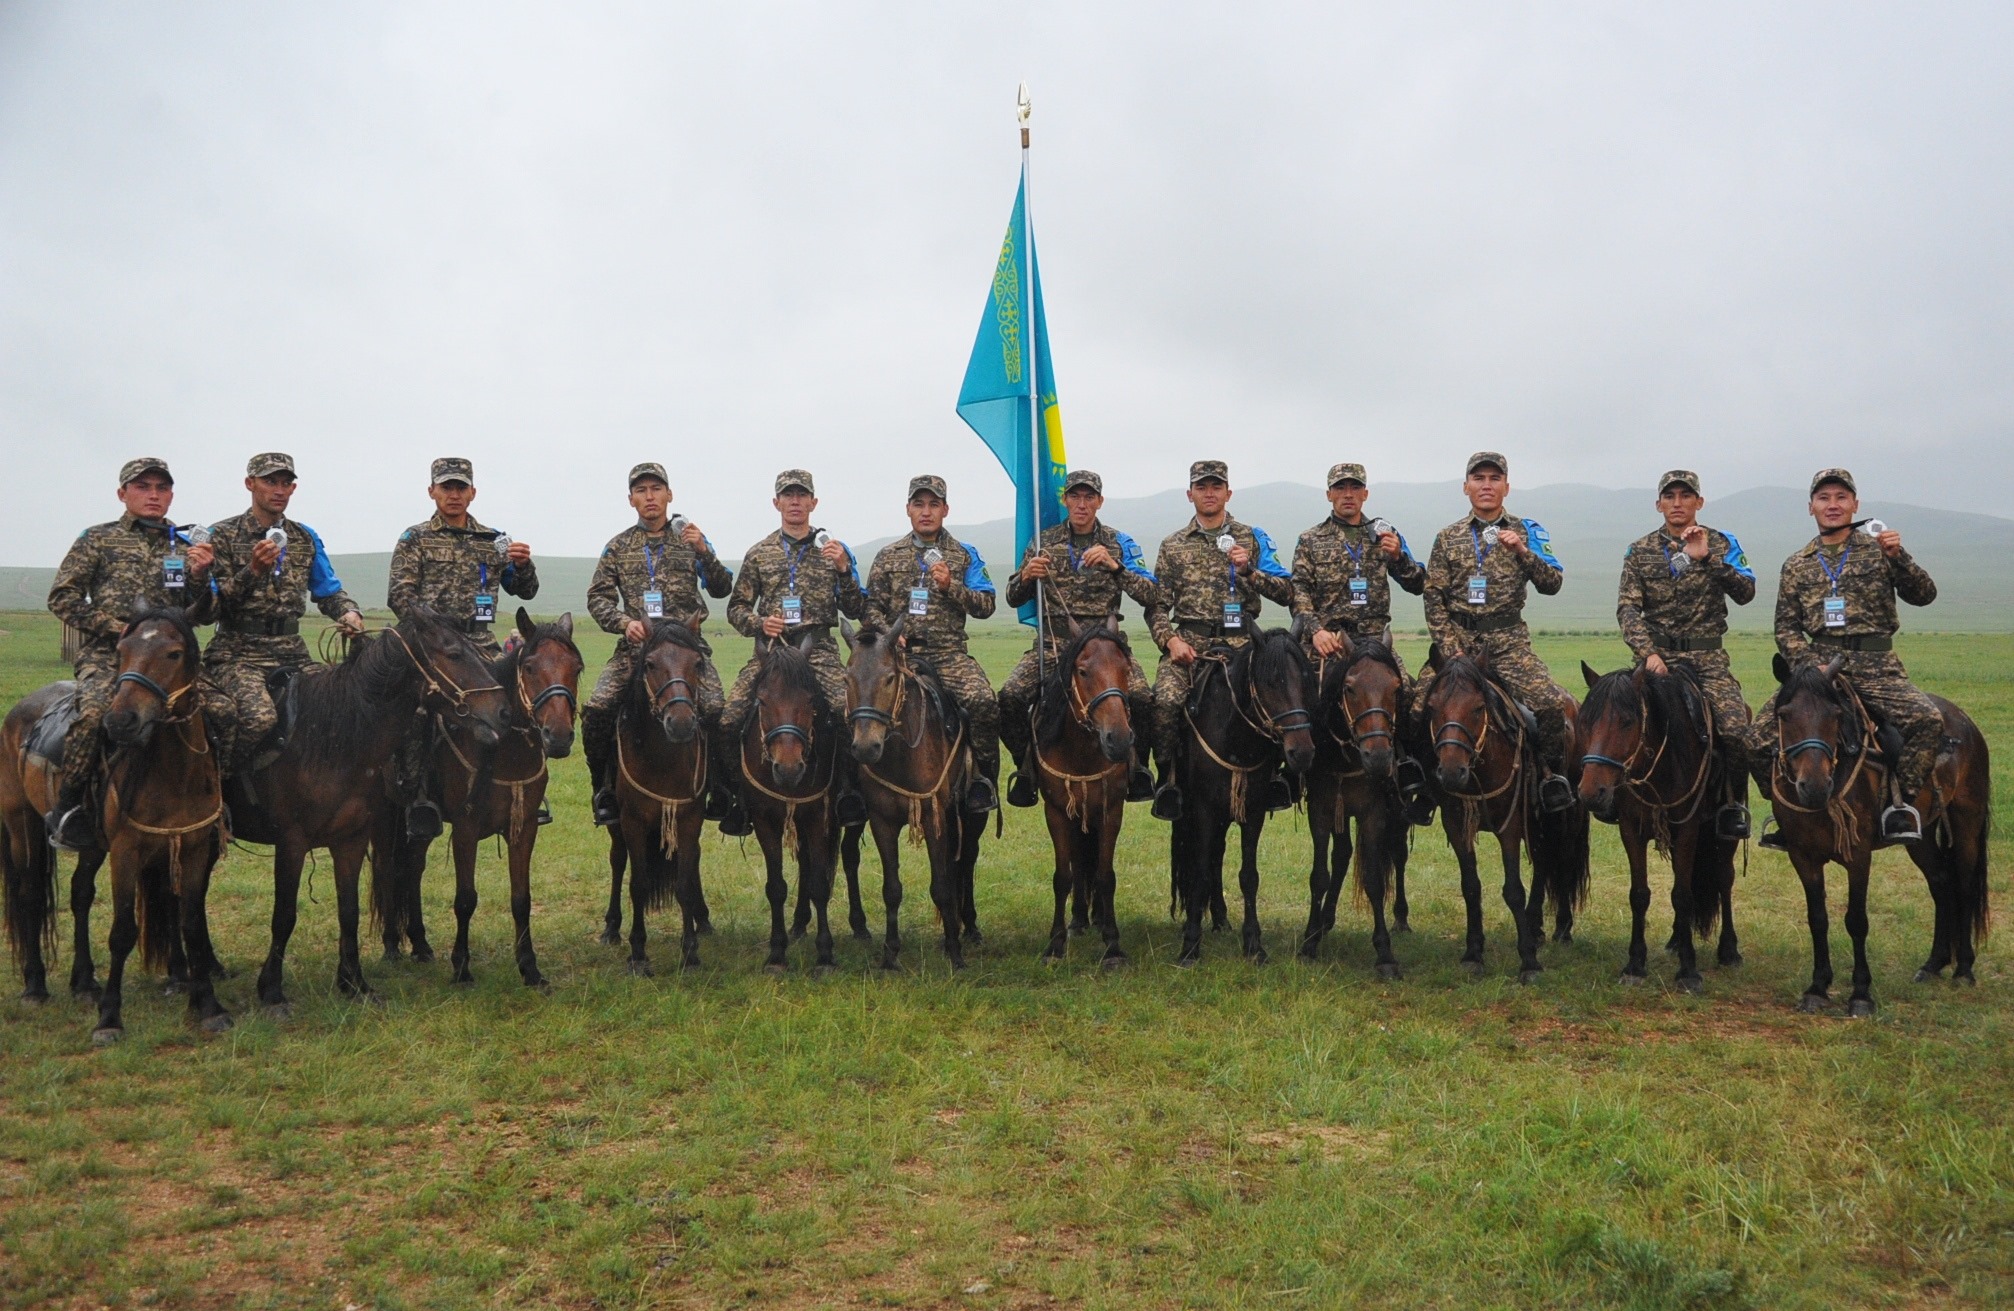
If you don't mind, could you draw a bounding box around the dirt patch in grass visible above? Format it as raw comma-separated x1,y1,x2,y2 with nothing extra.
1243,1123,1391,1161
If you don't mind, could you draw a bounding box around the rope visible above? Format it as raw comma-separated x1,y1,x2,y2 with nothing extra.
103,783,225,897
439,721,549,839
616,727,706,857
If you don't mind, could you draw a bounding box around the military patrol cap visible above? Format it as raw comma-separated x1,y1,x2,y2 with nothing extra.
1327,462,1368,488
906,474,948,502
1658,469,1701,495
430,457,475,486
774,469,815,495
246,452,296,479
1063,469,1103,494
1809,467,1856,496
117,456,173,487
1465,451,1508,476
1188,459,1229,486
628,461,669,488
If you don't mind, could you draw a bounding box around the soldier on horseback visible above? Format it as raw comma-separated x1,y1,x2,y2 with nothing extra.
862,474,1001,814
42,457,224,849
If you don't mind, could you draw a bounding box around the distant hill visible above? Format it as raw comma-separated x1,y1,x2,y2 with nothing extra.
6,483,2008,631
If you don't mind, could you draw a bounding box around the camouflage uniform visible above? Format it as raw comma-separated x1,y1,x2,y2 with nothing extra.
722,529,867,727
1150,513,1294,769
387,512,538,658
999,517,1160,767
1755,528,1941,797
1291,512,1425,680
1616,518,1756,746
863,531,1000,774
203,504,360,771
1418,500,1570,766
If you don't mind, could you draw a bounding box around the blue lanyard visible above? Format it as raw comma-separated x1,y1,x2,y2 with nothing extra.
478,561,489,591
1221,532,1240,598
1659,539,1685,578
1816,544,1850,593
1470,522,1495,567
1341,532,1364,573
782,536,813,593
915,538,937,580
643,542,662,586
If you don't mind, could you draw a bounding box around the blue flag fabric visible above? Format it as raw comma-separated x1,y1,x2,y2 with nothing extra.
957,176,1066,625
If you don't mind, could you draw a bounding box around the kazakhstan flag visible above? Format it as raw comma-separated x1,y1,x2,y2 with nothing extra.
957,176,1066,626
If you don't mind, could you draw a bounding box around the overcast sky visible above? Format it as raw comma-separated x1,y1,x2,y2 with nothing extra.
3,2,2010,565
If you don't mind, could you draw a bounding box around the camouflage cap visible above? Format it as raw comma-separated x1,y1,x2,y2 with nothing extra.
1809,467,1857,496
1465,451,1508,476
774,469,815,495
246,452,296,478
1658,469,1701,495
906,474,948,502
1062,469,1103,494
1326,461,1368,488
1188,459,1229,486
430,456,475,486
628,461,669,488
117,456,172,487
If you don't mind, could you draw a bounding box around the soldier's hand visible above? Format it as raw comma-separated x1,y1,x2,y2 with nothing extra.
625,619,649,644
337,611,365,637
250,539,281,571
1021,553,1052,580
1681,524,1710,560
185,543,215,575
507,541,533,566
1497,528,1525,555
1876,529,1902,558
1377,531,1402,560
819,540,848,569
1312,629,1345,658
762,614,788,638
1228,544,1251,571
1645,653,1668,676
927,561,953,590
1166,635,1198,665
1080,544,1118,571
680,522,707,552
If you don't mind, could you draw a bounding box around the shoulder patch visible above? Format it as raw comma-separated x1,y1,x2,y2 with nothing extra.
1719,530,1755,582
400,529,415,543
1521,518,1562,570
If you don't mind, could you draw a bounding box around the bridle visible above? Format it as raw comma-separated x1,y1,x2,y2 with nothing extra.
387,627,504,718
1431,673,1525,819
513,638,579,727
1063,631,1131,734
1320,651,1397,761
847,650,927,752
1579,680,1713,822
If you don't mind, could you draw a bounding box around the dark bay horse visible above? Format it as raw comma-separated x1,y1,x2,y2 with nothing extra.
2,683,109,1004
843,618,982,971
229,608,508,1015
1766,654,1991,1015
1425,651,1590,982
740,632,843,973
1170,627,1316,967
604,619,715,975
376,609,581,988
1299,633,1412,978
1579,661,1740,991
1025,617,1136,967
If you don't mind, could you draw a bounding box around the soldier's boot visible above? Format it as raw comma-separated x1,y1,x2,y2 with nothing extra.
392,732,443,841
834,746,868,829
1150,745,1183,822
965,752,1000,814
1006,743,1041,808
585,734,619,829
1127,742,1155,803
43,758,97,853
1266,767,1299,813
1534,708,1576,815
1713,739,1751,841
712,724,753,836
1881,760,1927,843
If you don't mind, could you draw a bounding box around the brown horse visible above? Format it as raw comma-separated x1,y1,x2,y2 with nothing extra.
739,631,843,973
1025,617,1137,967
1766,654,1991,1015
1299,633,1412,978
843,618,982,971
2,683,109,1003
1424,651,1590,982
1578,661,1741,992
376,609,581,988
228,608,508,1015
604,619,716,975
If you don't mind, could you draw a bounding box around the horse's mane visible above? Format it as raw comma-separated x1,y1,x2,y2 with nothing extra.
288,609,459,767
1036,622,1131,743
625,621,706,719
1781,660,1844,708
1322,635,1400,699
1230,625,1310,688
496,619,582,724
752,635,826,716
1431,653,1515,727
122,606,201,662
1581,667,1641,731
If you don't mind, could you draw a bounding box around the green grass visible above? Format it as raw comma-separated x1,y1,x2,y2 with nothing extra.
0,612,2009,1309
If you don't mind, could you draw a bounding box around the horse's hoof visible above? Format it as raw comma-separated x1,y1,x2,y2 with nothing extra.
1618,970,1645,986
525,976,553,993
812,963,836,978
1955,971,1977,987
1175,954,1200,970
1518,968,1543,986
1552,930,1574,945
947,958,967,973
1374,962,1402,982
358,990,386,1008
852,927,874,943
1040,948,1064,965
410,946,435,964
21,990,51,1007
1913,967,1941,984
1392,921,1412,934
1067,921,1087,938
1718,951,1744,968
679,957,702,973
627,960,654,979
70,980,101,1000
199,1012,234,1035
788,926,807,943
1847,997,1876,1019
1675,974,1704,995
160,978,190,997
597,930,621,947
90,1026,122,1047
1100,953,1129,971
1796,993,1828,1014
1297,945,1321,963
962,927,984,945
453,972,475,986
381,946,403,963
1249,948,1270,966
764,962,789,976
1460,959,1485,977
263,1003,292,1023
694,918,715,937
209,962,234,981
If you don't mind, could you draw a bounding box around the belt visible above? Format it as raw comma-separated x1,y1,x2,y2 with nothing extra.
1810,633,1893,653
220,616,301,637
1447,611,1523,634
1177,621,1248,641
1650,633,1722,652
456,617,493,634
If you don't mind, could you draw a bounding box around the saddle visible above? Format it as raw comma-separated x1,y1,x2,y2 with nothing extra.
23,684,81,768
904,654,965,742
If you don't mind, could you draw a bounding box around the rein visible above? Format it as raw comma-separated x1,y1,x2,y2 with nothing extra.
1184,646,1310,823
616,698,709,855
1431,676,1527,837
1579,682,1715,837
1769,678,1880,857
386,627,505,718
851,659,967,843
1032,633,1131,831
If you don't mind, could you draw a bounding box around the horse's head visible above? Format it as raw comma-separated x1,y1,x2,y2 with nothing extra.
104,606,201,746
397,608,509,751
754,629,823,788
1327,633,1403,779
1576,661,1646,824
1427,656,1491,794
508,608,582,758
1249,628,1315,774
1068,614,1136,764
842,617,904,766
638,618,708,746
1775,653,1852,811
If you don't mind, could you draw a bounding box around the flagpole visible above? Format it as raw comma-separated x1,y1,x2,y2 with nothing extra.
1019,81,1048,683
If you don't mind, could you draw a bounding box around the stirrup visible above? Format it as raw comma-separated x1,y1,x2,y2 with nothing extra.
1126,764,1155,803
1537,773,1576,814
1714,803,1751,842
1393,756,1428,802
834,788,868,828
1402,791,1438,827
1151,781,1183,822
44,805,93,853
1264,776,1295,813
703,784,733,823
965,775,999,814
1880,802,1923,843
534,804,553,827
1755,817,1789,851
1006,770,1040,808
405,799,444,841
591,787,621,827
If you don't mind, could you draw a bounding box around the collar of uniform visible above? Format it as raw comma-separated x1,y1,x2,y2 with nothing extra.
1187,515,1234,537
634,518,671,537
428,511,491,535
779,528,816,548
119,511,173,535
907,532,944,551
1328,514,1368,533
1469,512,1508,531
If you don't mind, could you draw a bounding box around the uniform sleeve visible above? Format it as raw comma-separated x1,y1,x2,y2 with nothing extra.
303,526,359,619
47,533,110,637
503,554,539,600
1290,532,1317,618
1422,533,1458,656
1005,540,1041,609
1246,527,1295,604
1149,542,1178,650
1519,518,1563,595
727,548,762,637
587,541,626,635
1115,531,1160,615
1890,549,1937,607
1774,556,1811,666
212,525,262,608
864,547,898,630
1713,530,1756,606
697,537,734,598
386,530,421,619
1616,547,1653,660
1388,534,1427,595
835,544,867,621
956,544,997,620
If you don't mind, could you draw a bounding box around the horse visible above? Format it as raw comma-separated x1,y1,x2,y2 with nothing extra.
739,631,844,973
375,609,581,988
1578,661,1741,991
1424,650,1590,982
2,683,111,1004
1023,615,1137,967
602,619,716,975
228,608,509,1015
1169,626,1316,967
1298,631,1412,979
2,608,231,1041
842,618,983,971
1766,654,1991,1016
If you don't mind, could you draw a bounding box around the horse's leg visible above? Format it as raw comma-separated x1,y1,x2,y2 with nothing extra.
330,840,374,1001
507,818,544,989
759,823,790,973
1450,818,1485,975
1175,810,1208,967
1948,805,1989,985
958,811,983,944
1390,825,1412,932
402,834,435,964
675,822,705,971
1667,824,1703,993
1620,812,1652,983
1042,801,1074,962
92,843,138,1044
256,839,306,1016
1068,806,1091,936
1790,849,1832,1012
2,825,50,1002
1715,853,1741,966
928,822,965,972
449,824,480,985
1908,837,1954,982
1238,815,1268,964
1300,783,1332,959
69,849,103,998
617,818,652,977
789,858,812,942
602,827,627,946
1843,854,1876,1018
1361,801,1400,981
1208,815,1232,934
805,812,837,974
689,837,714,938
162,889,192,996
1093,805,1126,967
179,843,231,1033
1501,833,1541,983
870,815,904,971
842,822,871,941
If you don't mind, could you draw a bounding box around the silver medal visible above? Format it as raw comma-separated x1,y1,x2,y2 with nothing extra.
1215,534,1236,553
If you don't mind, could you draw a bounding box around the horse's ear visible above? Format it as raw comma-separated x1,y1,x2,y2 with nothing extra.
1334,629,1355,662
516,607,537,643
1471,645,1492,673
840,616,856,650
796,627,818,654
1580,660,1601,690
1822,654,1847,682
1425,642,1443,671
556,612,574,639
884,616,906,649
1107,610,1123,634
1289,613,1310,642
1065,610,1083,638
1772,653,1792,684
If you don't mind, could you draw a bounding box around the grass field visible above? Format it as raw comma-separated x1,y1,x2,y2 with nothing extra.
1,611,2009,1310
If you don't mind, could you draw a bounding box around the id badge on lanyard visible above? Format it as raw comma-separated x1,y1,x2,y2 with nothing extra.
782,595,804,626
908,587,930,617
162,555,186,591
643,591,665,619
1823,594,1847,628
473,593,496,623
1223,600,1243,630
1467,575,1488,606
1349,575,1369,606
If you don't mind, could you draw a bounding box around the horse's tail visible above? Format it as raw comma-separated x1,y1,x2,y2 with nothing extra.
367,831,399,934
1951,789,1991,948
1168,816,1190,920
631,820,682,913
1537,800,1591,923
1,819,58,966
132,852,179,973
1687,824,1725,938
